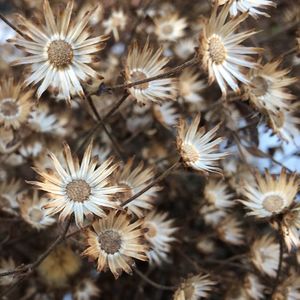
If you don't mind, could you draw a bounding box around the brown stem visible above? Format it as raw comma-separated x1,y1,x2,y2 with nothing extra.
0,13,25,38
134,268,175,291
109,56,199,91
270,222,284,299
85,94,125,160
0,219,72,297
121,160,180,208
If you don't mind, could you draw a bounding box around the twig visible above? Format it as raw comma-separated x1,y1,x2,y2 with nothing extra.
270,221,284,299
85,94,125,160
0,13,25,38
109,56,199,91
121,160,180,207
134,268,176,291
0,218,72,297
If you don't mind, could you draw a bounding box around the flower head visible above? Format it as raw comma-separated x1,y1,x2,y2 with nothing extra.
73,278,101,300
251,234,279,277
240,169,299,218
0,258,16,286
153,102,180,128
10,0,108,101
244,60,297,114
115,158,161,217
0,77,33,129
82,211,148,278
29,142,123,227
19,190,56,230
217,215,244,245
154,13,187,42
142,210,178,266
125,39,177,105
103,9,127,41
176,115,228,174
198,4,261,96
173,274,215,300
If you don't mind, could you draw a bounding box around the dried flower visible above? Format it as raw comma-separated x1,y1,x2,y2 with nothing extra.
198,4,261,96
103,9,127,41
125,39,177,105
142,210,178,265
29,142,123,227
10,0,108,100
0,77,33,129
240,169,299,218
82,211,148,278
73,278,101,300
176,115,228,174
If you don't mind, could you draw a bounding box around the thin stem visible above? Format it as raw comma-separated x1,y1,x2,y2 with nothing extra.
0,13,25,38
85,94,125,160
110,56,199,91
134,268,175,291
104,92,129,121
280,46,297,58
270,222,284,298
121,160,180,207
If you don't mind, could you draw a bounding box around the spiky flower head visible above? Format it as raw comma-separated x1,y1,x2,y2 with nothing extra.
82,211,148,278
176,115,228,174
198,4,261,96
10,0,108,101
29,142,123,227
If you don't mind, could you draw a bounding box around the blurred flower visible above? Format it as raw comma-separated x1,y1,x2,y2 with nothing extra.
38,244,81,287
103,9,127,41
198,4,261,96
240,169,299,218
273,271,300,299
82,211,148,278
0,178,23,211
19,190,56,230
217,215,244,245
250,234,279,277
153,102,180,128
173,274,215,300
73,278,101,300
243,274,265,300
154,13,187,42
219,0,276,18
0,77,33,129
204,179,235,209
179,69,206,104
115,158,160,217
142,210,178,265
125,39,177,105
176,115,228,174
10,0,108,100
244,60,297,114
30,142,123,227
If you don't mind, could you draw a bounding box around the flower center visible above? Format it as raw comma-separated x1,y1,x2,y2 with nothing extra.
181,143,200,163
251,76,269,97
205,190,216,205
208,35,226,65
66,180,91,202
262,195,284,213
161,24,174,35
117,183,133,202
184,284,195,299
145,223,157,239
28,207,44,223
0,99,19,118
98,230,122,254
130,70,149,90
47,40,73,68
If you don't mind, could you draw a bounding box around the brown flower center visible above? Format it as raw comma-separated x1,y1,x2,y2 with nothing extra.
208,35,226,65
130,70,149,90
181,143,200,163
28,207,44,223
47,40,73,68
161,24,174,35
205,190,216,205
0,99,19,118
251,76,269,97
98,230,122,254
66,180,91,202
184,284,195,300
262,194,284,213
145,223,157,238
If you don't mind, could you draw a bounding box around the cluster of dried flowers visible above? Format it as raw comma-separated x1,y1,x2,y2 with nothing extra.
0,0,299,299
